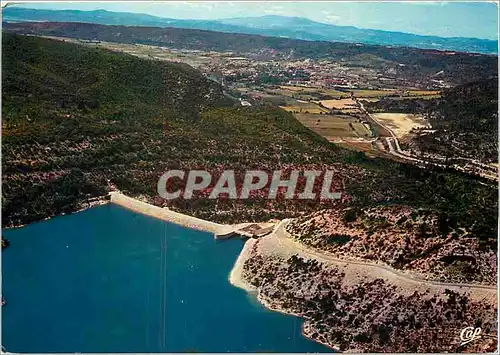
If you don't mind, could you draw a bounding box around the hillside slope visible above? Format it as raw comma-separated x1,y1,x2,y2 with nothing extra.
2,34,497,251
421,79,498,162
2,33,347,226
2,32,230,226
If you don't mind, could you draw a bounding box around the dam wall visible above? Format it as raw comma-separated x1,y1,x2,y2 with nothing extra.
109,192,225,234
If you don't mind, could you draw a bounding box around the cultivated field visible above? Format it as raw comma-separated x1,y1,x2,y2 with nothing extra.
279,100,328,114
352,122,372,137
317,98,358,110
280,105,327,114
321,89,351,98
358,97,380,103
371,113,430,138
405,90,441,98
279,85,319,93
295,113,372,140
271,86,349,101
351,89,397,98
351,89,440,99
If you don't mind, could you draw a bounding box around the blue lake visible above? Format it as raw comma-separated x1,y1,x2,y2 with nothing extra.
2,204,331,353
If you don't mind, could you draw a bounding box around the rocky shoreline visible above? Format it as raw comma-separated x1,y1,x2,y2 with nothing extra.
4,196,110,230
230,223,497,353
229,237,340,351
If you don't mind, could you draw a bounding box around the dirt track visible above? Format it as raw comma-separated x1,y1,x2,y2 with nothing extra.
267,219,497,304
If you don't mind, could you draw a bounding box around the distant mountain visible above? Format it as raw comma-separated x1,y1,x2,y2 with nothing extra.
1,8,245,32
219,15,498,54
220,15,321,29
3,7,498,54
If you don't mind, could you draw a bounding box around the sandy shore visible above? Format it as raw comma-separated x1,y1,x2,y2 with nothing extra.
228,238,258,292
109,191,227,234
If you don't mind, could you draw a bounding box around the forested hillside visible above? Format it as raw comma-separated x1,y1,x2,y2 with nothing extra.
422,79,498,162
1,33,345,226
2,32,227,225
2,34,497,250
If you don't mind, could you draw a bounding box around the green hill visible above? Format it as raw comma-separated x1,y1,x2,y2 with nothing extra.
2,33,345,226
423,78,498,162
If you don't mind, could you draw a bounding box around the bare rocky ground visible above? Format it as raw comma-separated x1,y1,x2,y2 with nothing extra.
286,206,497,285
241,237,497,352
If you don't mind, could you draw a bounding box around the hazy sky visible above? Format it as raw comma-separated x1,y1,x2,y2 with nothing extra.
10,1,499,40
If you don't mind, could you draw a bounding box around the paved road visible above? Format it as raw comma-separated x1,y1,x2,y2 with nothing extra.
272,219,497,293
358,100,426,162
357,100,497,180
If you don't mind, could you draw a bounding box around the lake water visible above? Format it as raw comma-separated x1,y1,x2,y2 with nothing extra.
2,204,331,353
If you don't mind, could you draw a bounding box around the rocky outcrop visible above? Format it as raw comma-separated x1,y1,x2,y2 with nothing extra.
241,244,497,352
286,206,497,285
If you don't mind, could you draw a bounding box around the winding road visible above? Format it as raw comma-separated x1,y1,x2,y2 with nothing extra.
271,219,497,294
357,100,431,164
357,100,498,180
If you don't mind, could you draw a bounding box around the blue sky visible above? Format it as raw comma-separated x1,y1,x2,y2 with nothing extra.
11,1,499,40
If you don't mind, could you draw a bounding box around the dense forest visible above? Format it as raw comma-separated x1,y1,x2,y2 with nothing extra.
3,22,498,87
2,34,497,249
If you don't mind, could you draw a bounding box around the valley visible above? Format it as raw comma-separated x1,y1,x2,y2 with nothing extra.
1,7,498,353
30,34,498,180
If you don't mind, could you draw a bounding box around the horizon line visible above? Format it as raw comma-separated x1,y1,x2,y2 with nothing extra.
6,4,499,42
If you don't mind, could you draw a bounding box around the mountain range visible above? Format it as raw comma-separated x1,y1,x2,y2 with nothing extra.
3,7,498,55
